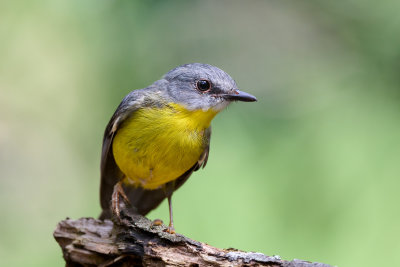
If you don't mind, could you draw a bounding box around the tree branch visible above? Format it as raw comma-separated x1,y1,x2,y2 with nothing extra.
54,208,333,266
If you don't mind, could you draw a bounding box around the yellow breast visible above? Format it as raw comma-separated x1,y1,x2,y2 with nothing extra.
112,103,217,189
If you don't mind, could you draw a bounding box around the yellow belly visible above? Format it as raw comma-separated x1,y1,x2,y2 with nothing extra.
112,103,216,189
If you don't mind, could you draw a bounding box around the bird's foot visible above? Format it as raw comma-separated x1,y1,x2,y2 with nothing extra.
151,219,175,234
111,181,130,219
164,224,176,234
151,219,163,227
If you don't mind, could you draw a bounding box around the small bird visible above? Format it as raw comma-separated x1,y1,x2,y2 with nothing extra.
99,63,256,233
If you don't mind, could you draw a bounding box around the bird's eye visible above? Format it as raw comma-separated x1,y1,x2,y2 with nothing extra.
196,79,211,92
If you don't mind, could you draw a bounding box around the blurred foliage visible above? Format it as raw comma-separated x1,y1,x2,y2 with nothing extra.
1,0,400,266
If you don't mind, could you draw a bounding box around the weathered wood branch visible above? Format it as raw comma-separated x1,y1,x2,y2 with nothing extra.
54,208,332,266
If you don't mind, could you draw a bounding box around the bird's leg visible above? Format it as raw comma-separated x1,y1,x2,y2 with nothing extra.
111,181,130,218
160,182,176,234
165,195,176,234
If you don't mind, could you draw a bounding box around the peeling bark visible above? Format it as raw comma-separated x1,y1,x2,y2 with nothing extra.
54,208,332,267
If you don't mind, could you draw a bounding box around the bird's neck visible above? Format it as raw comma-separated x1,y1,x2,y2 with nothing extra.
168,103,218,130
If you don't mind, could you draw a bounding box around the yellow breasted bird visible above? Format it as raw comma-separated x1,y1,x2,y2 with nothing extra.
99,63,257,233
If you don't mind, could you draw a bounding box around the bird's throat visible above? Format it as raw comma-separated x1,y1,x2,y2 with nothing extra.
167,103,218,130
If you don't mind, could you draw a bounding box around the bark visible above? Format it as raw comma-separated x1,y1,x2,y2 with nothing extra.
54,208,333,267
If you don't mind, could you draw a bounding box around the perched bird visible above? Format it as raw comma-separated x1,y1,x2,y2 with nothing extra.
99,63,256,233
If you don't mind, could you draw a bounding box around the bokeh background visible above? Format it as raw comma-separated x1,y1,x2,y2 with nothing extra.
1,0,400,266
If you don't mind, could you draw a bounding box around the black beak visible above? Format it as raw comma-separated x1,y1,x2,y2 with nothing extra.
223,90,257,102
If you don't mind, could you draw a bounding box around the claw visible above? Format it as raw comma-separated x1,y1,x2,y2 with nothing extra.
164,224,176,234
151,219,163,226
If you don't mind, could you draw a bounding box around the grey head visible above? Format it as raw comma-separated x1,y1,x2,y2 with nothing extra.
159,63,257,111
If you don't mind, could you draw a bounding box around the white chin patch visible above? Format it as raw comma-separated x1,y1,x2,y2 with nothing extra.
211,101,230,112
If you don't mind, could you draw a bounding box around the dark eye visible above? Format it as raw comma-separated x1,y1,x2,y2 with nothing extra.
196,79,211,92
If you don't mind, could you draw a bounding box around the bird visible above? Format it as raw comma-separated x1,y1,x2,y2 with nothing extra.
99,63,257,233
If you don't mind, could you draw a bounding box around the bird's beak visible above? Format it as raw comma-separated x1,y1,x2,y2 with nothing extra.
223,90,257,102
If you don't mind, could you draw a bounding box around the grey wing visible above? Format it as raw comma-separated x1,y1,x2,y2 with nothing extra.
99,92,142,219
122,127,212,216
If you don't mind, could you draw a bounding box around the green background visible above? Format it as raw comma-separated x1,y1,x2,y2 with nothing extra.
1,1,400,266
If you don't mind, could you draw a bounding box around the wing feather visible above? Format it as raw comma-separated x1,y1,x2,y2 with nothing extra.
99,91,143,218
